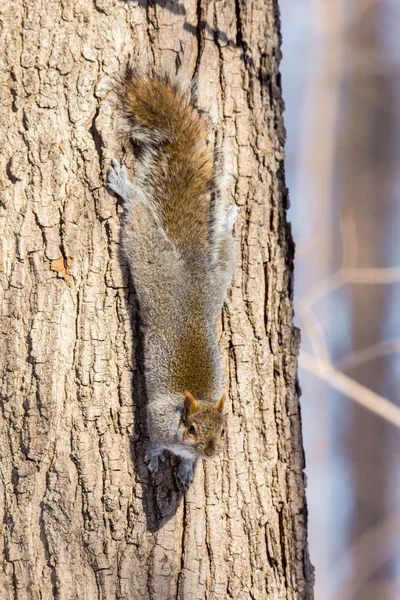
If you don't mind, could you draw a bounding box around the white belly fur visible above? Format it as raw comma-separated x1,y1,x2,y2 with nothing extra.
167,444,196,461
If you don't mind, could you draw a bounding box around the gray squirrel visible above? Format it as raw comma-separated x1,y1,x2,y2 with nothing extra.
107,73,237,488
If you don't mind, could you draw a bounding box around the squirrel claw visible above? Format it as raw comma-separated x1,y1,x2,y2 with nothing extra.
176,459,195,489
146,456,159,473
144,445,164,474
107,159,133,203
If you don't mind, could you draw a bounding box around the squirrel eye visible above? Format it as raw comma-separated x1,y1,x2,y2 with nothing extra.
221,428,225,438
188,425,196,436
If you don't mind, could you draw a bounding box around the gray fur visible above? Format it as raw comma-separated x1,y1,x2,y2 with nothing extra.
176,457,196,488
144,443,165,473
108,160,134,203
108,156,236,488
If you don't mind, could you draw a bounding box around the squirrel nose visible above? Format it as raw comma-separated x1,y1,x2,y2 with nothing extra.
204,440,215,456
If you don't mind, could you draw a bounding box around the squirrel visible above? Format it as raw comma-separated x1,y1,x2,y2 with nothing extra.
107,72,237,488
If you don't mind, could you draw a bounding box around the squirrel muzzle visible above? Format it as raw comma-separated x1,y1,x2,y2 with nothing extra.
203,440,216,457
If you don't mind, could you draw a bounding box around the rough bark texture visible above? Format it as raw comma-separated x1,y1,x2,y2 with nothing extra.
0,1,313,599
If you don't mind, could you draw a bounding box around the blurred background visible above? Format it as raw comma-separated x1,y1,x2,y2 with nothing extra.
280,1,400,599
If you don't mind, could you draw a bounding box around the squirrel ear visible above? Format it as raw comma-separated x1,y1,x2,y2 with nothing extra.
184,391,198,414
215,394,225,413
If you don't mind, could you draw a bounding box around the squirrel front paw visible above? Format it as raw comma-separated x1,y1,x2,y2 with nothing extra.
107,159,134,204
144,444,165,474
176,458,195,489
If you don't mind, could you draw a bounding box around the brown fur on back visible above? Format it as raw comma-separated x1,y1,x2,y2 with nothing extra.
169,289,217,399
121,74,214,254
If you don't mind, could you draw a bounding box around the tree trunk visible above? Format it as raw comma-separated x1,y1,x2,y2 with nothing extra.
0,1,313,599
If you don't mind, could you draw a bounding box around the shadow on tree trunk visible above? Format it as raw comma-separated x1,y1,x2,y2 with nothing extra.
118,226,185,533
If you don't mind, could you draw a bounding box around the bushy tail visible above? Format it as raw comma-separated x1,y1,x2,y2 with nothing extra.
120,72,215,254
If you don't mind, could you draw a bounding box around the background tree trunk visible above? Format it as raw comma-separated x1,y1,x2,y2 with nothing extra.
0,1,313,598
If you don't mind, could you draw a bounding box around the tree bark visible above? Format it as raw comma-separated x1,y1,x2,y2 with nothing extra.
0,1,313,599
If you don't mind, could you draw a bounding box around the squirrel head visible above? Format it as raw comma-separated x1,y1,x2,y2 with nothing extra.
181,391,226,459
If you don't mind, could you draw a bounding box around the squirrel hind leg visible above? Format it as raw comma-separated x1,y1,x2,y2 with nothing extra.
212,202,238,245
107,159,134,204
224,204,238,233
209,205,237,301
213,204,237,269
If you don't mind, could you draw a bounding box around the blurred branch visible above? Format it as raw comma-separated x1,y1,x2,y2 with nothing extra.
342,265,400,283
299,351,400,428
338,339,400,371
341,211,358,268
299,308,331,367
299,266,400,310
298,273,342,311
332,516,400,600
295,0,344,262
